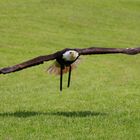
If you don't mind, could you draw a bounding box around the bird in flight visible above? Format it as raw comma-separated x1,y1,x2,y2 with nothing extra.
0,47,140,91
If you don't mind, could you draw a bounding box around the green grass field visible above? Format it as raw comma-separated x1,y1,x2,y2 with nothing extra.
0,0,140,139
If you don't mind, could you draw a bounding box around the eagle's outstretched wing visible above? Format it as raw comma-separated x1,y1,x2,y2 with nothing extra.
76,47,140,55
0,54,56,74
0,49,65,74
0,47,140,74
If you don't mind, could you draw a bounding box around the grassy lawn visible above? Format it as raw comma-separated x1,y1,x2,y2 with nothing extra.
0,0,140,139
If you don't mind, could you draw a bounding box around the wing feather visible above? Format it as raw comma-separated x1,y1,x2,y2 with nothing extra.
76,47,140,55
0,53,58,74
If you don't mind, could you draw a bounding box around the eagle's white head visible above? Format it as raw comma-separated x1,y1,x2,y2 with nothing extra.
62,50,79,61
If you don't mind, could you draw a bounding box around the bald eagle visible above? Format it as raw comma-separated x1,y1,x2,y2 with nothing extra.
0,47,140,91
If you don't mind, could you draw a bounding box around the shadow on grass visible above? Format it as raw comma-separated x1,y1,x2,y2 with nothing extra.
51,111,106,117
0,111,106,118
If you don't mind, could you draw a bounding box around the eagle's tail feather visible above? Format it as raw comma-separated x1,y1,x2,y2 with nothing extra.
47,60,79,75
